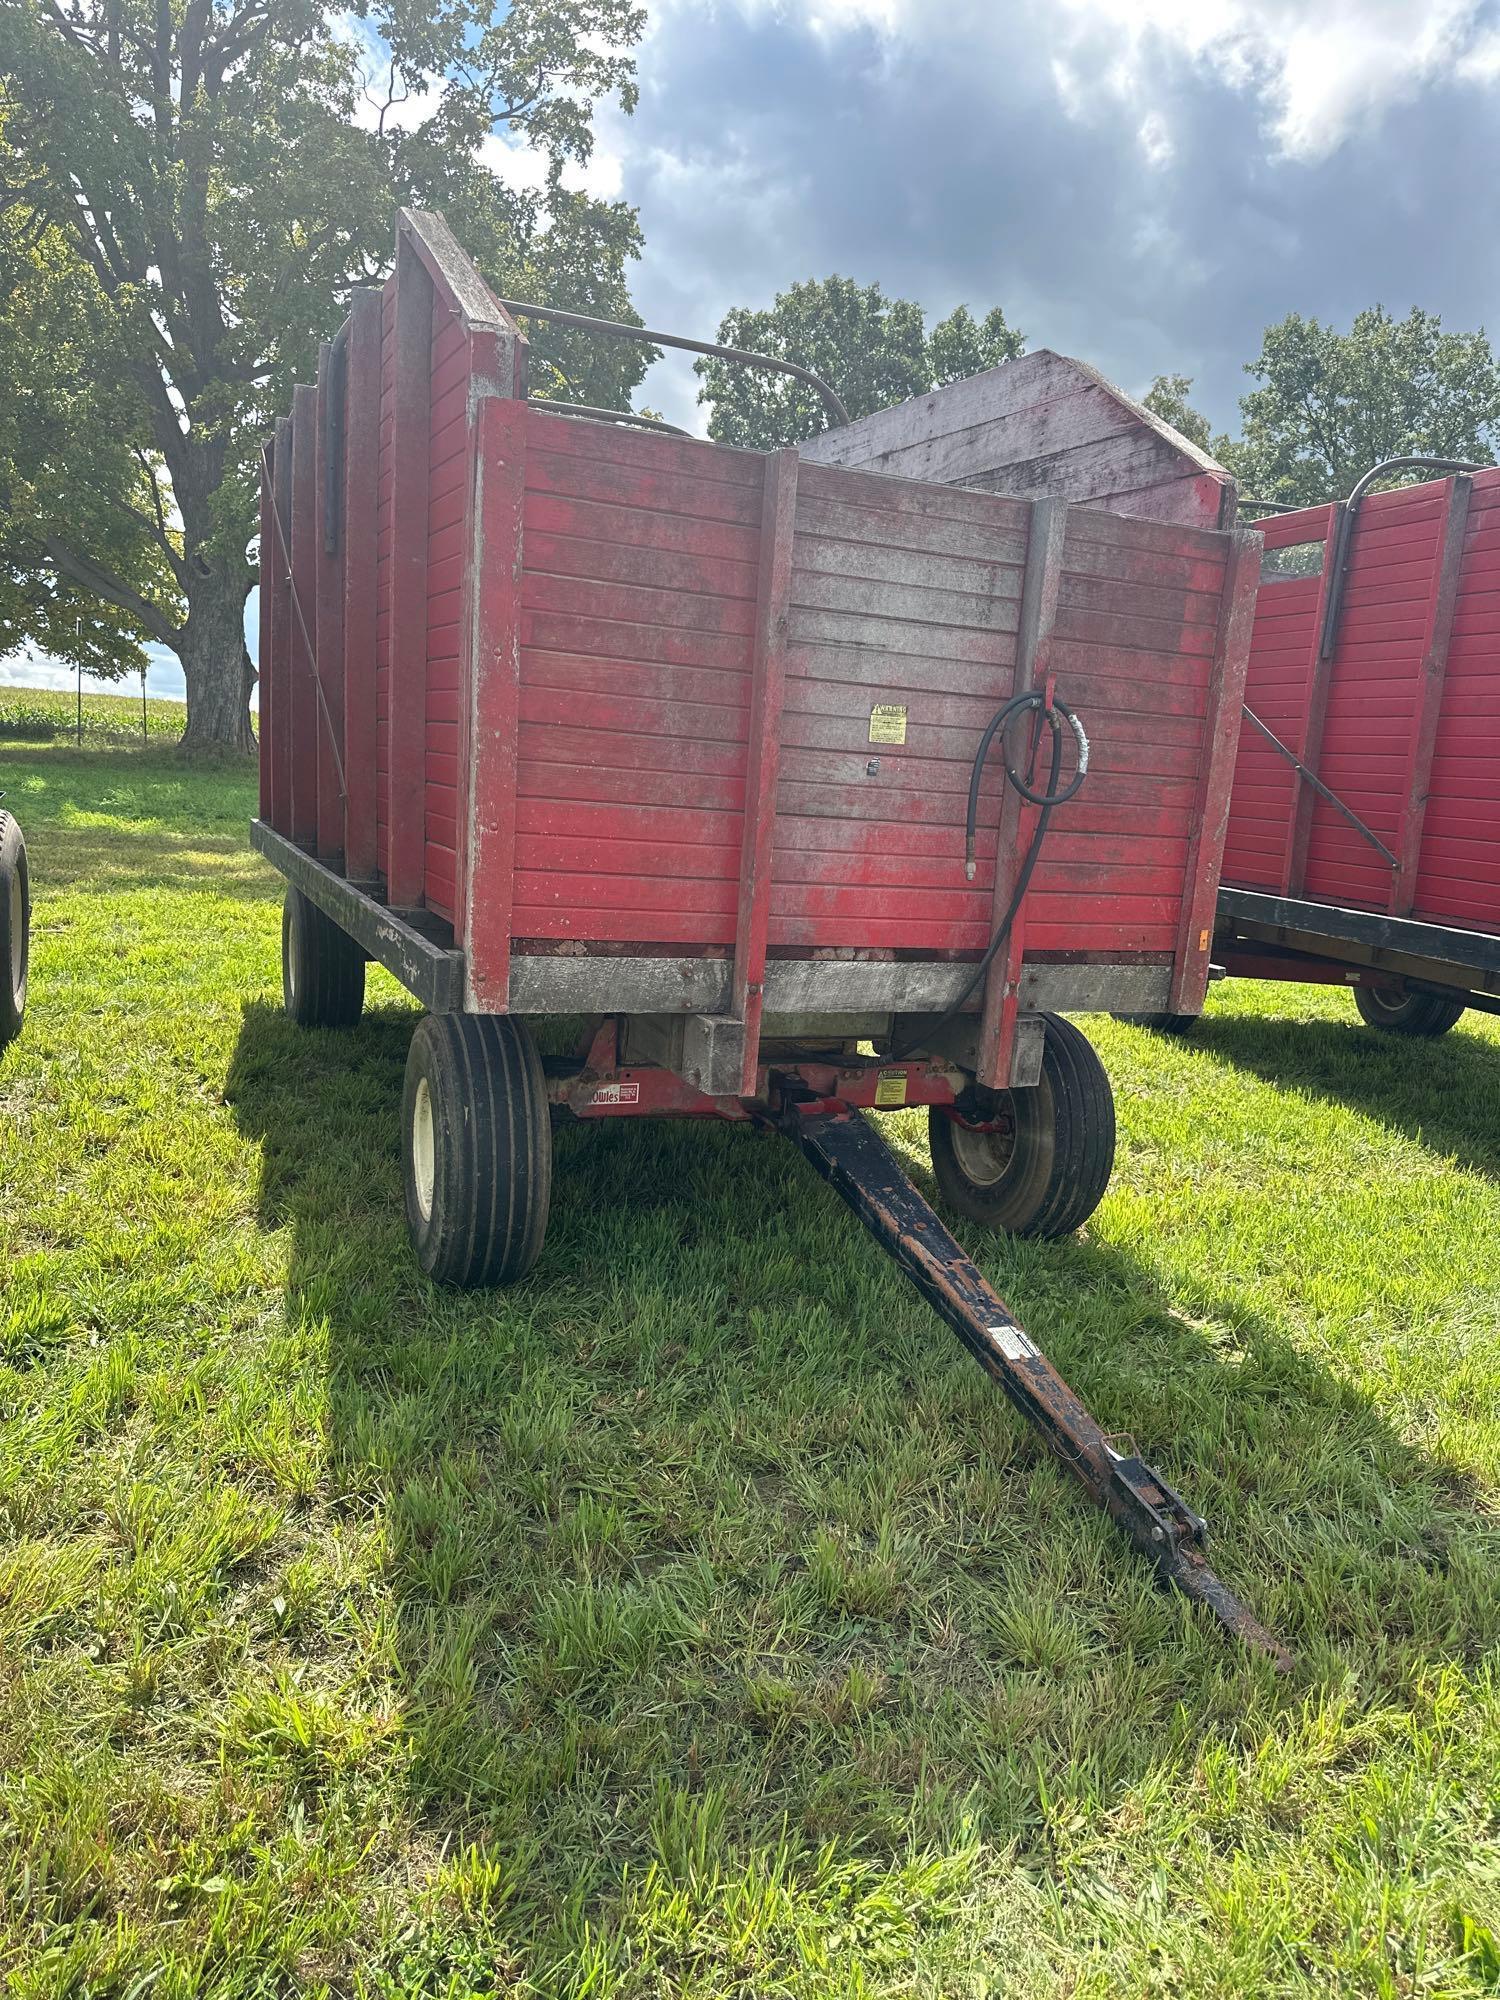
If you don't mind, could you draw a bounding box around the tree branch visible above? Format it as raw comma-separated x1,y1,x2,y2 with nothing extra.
42,534,180,647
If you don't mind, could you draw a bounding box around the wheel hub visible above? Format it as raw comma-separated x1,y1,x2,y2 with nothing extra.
945,1104,1018,1188
411,1076,436,1221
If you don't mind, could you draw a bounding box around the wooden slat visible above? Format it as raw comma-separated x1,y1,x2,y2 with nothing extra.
1168,528,1262,1012
1391,475,1472,915
387,236,433,908
342,290,382,884
1281,503,1340,896
977,497,1067,1089
257,445,276,825
462,390,527,1008
732,449,799,1093
314,341,346,866
270,418,293,834
289,387,319,850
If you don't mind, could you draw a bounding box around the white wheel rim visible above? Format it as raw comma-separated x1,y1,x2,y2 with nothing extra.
949,1115,1015,1189
8,869,21,999
411,1076,436,1222
286,917,300,1008
1364,986,1405,1014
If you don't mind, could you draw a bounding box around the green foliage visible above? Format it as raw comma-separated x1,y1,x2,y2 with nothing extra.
4,723,1500,1991
1143,372,1214,453
0,0,648,744
696,276,1025,449
1225,307,1500,507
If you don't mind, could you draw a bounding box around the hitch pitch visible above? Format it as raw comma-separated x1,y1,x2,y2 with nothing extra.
782,1097,1291,1672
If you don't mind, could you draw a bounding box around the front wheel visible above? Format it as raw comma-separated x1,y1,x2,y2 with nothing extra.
1353,984,1465,1037
402,1013,552,1287
0,810,29,1050
928,1013,1115,1239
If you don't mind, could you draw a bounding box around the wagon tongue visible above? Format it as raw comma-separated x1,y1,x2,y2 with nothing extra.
780,1093,1293,1673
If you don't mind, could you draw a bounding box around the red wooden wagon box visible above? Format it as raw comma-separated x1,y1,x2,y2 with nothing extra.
246,208,1290,1661
1213,467,1500,1031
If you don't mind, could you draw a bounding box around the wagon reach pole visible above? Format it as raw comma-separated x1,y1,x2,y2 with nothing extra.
779,1090,1293,1672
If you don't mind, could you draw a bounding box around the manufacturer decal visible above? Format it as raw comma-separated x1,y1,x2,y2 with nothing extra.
873,1068,908,1107
590,1081,640,1107
868,703,908,746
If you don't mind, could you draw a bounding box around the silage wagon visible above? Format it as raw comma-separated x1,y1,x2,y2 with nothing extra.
1215,463,1500,1033
252,209,1284,1660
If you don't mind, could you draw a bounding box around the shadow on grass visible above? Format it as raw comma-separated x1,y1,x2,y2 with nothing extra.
223,994,1500,1978
1189,1003,1500,1180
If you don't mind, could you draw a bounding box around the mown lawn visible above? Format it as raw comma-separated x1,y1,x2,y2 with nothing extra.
2,691,1499,1998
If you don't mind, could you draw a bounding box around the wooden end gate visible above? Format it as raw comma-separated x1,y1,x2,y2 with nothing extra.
1216,464,1500,1035
252,208,1287,1664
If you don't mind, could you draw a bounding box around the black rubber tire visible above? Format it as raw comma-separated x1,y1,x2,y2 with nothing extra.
282,886,365,1028
1113,1011,1198,1035
0,810,29,1050
1352,983,1465,1037
401,1012,552,1287
928,1012,1115,1240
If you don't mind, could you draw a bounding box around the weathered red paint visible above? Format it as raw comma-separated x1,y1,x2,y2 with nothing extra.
261,209,1258,1074
1224,470,1500,938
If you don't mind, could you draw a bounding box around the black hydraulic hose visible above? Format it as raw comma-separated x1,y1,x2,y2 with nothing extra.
888,692,1089,1064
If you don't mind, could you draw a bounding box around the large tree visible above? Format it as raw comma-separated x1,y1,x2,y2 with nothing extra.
0,0,648,751
1226,307,1500,507
695,276,1024,450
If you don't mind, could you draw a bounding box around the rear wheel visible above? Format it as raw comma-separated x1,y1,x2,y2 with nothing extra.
0,810,29,1050
928,1012,1115,1239
402,1012,552,1287
282,886,365,1028
1353,983,1465,1037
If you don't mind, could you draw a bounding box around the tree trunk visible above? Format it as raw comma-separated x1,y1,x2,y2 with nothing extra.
178,558,256,755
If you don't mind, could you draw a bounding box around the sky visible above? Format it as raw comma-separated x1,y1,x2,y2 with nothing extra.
11,0,1500,700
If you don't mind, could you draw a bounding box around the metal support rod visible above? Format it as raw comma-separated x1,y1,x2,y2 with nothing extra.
1320,455,1481,660
526,398,692,438
780,1095,1293,1670
1241,703,1398,868
497,297,852,429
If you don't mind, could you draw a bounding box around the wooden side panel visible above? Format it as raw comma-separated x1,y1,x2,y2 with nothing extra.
1413,465,1500,932
799,348,1233,529
1220,506,1334,895
313,342,346,865
387,238,434,908
289,385,319,850
1302,484,1444,912
375,277,396,878
511,410,763,945
424,301,470,920
342,289,382,884
269,418,293,836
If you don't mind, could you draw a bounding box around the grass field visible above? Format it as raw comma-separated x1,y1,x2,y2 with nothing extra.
2,687,1499,1997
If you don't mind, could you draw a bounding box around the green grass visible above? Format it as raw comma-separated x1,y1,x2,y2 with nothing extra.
3,707,1500,1996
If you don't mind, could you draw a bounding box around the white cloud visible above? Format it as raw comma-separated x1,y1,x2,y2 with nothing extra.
698,0,1497,162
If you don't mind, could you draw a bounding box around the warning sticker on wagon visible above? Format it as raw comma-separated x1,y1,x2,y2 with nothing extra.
868,703,908,745
590,1081,640,1107
873,1069,908,1107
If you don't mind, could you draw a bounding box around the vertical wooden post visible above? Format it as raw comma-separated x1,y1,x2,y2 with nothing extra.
386,226,434,909
341,289,382,886
1390,474,1470,916
257,445,276,824
1167,527,1261,1013
461,390,527,1011
313,340,346,867
1283,501,1342,897
975,497,1067,1091
289,385,319,850
270,417,294,835
731,448,799,1096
